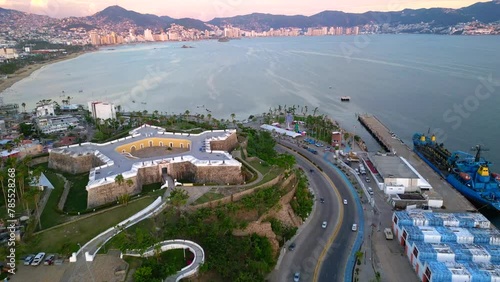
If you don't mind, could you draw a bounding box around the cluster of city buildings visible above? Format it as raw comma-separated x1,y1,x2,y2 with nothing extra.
89,24,363,45
0,99,117,159
88,24,217,45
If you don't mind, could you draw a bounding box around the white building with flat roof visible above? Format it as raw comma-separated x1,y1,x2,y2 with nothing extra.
36,104,55,117
88,101,116,121
36,115,79,134
370,154,432,194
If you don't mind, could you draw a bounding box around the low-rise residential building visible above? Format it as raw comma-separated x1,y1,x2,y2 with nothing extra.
36,115,79,134
17,140,43,158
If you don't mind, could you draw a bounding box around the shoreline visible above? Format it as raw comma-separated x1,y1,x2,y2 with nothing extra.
0,51,89,95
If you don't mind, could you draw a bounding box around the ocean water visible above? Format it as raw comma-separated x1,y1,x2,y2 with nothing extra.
2,34,500,223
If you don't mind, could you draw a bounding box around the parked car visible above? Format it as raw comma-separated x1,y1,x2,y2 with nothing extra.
320,198,325,203
24,254,35,266
294,272,300,282
44,254,55,265
365,177,371,183
31,252,46,266
288,242,296,251
322,221,327,229
352,224,358,232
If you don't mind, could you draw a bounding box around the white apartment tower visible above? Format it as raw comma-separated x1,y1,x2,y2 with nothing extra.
88,101,116,121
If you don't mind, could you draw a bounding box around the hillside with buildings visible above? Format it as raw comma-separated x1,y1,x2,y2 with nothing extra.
1,1,500,48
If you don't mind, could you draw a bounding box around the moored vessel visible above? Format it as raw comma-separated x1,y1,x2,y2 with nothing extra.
413,133,500,211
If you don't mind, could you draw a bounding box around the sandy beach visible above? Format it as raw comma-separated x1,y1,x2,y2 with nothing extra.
0,51,87,94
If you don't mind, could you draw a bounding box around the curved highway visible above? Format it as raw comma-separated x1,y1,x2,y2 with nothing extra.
272,141,359,282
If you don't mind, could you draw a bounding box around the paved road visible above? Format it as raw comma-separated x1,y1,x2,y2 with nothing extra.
270,146,342,282
273,141,359,282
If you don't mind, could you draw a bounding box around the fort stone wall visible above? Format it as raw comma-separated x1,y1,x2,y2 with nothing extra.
167,161,197,182
136,165,162,187
210,132,238,152
49,151,103,174
87,176,141,208
195,165,243,185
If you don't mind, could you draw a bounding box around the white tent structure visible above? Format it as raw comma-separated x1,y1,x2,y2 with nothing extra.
260,124,302,138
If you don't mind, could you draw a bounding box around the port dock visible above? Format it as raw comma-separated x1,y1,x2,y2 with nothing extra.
358,114,476,212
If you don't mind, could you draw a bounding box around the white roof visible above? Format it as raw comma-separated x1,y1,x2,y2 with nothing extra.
260,124,302,138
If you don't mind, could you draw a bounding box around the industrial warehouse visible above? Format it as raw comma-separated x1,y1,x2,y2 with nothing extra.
392,210,500,282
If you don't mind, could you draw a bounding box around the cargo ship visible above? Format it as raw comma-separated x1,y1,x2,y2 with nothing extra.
413,133,500,211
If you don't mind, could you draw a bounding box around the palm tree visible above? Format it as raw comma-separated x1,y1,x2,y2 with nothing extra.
184,110,190,121
21,102,26,113
66,96,72,105
207,113,212,125
126,179,134,187
0,170,7,209
115,174,125,186
116,105,122,113
313,107,318,117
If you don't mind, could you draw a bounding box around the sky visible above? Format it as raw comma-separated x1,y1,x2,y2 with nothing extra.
0,0,492,20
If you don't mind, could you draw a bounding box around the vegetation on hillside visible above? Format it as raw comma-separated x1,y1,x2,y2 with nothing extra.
242,127,296,169
104,183,298,281
290,170,314,220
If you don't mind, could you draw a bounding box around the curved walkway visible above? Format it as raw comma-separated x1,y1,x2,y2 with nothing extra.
73,196,164,262
124,239,205,282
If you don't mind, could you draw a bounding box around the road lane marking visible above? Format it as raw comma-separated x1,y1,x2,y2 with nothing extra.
313,169,344,282
276,144,344,281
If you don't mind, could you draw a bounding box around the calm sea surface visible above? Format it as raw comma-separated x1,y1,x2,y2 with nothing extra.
2,35,500,223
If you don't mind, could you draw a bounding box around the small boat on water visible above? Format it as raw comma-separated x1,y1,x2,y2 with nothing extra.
340,96,351,102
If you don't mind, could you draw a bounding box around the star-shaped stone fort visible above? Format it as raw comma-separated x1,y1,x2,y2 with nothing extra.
48,125,242,208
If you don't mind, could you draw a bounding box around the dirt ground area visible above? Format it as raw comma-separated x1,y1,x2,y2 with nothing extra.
131,146,189,158
10,262,70,282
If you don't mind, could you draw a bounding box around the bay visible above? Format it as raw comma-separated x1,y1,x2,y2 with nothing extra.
2,34,500,224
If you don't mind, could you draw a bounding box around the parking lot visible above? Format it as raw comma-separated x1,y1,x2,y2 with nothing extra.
10,263,69,282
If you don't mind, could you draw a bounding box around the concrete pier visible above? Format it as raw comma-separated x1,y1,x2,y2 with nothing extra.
358,114,476,212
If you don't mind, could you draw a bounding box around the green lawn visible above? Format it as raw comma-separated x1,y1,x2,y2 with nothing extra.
192,192,224,205
38,171,67,230
247,159,271,175
142,182,163,194
63,172,89,212
25,196,157,256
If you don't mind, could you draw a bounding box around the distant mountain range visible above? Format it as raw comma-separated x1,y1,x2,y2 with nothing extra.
1,1,500,32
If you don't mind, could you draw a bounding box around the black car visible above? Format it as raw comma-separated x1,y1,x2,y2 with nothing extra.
320,198,325,203
288,242,296,251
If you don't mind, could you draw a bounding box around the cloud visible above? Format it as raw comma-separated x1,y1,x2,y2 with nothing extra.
30,0,48,7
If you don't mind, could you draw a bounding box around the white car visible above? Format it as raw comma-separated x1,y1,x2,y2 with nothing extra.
343,199,348,205
352,224,358,232
31,252,46,266
322,221,327,229
294,272,300,282
23,254,35,266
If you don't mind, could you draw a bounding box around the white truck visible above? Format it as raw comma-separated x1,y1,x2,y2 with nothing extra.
384,228,394,240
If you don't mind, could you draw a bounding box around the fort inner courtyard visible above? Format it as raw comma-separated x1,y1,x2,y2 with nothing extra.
48,125,242,208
